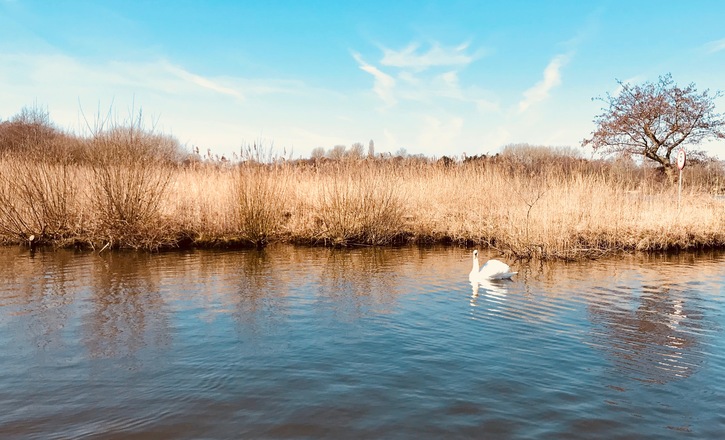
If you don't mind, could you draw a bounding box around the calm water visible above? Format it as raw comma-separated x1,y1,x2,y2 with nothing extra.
1,245,724,439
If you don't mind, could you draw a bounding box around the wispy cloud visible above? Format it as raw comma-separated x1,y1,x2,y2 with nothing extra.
518,53,570,113
440,71,458,88
380,42,479,71
352,41,495,112
352,52,397,106
163,63,244,99
0,51,323,156
704,38,725,54
0,52,300,106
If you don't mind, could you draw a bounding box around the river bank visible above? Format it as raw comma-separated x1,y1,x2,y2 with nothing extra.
2,142,724,259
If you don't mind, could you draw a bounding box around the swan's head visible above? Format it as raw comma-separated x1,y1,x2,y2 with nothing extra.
469,250,481,281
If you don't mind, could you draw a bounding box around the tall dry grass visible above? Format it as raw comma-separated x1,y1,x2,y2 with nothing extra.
399,157,725,259
234,162,290,248
1,119,724,258
311,162,406,246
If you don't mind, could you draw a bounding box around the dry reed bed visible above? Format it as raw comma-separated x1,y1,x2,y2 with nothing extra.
1,151,724,259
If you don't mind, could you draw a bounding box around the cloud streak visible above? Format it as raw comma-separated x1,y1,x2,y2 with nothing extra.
352,41,497,112
163,63,244,99
704,38,725,54
0,52,300,105
0,50,325,158
352,52,396,105
518,53,570,113
380,42,478,71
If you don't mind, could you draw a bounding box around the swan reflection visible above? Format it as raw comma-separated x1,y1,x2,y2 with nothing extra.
470,279,511,308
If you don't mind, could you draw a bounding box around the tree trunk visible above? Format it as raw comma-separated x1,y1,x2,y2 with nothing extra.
662,163,678,183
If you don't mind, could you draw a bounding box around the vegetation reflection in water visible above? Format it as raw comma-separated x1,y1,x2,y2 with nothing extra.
475,253,716,384
0,246,723,438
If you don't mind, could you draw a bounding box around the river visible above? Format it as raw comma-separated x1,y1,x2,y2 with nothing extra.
1,245,723,438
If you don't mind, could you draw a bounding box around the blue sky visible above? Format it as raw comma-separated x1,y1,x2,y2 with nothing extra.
2,0,725,159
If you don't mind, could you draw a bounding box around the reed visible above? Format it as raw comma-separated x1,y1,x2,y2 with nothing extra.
1,113,724,258
311,161,406,246
234,162,290,248
158,161,233,247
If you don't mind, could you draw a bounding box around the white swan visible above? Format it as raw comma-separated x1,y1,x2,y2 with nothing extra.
469,250,517,281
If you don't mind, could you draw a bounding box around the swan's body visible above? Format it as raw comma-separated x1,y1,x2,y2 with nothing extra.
469,250,517,281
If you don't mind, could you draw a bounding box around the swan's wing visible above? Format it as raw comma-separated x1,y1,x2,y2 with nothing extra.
479,260,515,280
481,259,510,272
491,271,517,280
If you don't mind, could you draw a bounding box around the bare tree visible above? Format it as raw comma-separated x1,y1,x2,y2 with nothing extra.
310,146,325,160
582,74,725,172
348,142,364,159
327,144,347,160
0,105,60,154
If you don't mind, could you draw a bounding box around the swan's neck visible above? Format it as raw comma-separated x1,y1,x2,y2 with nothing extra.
471,256,480,275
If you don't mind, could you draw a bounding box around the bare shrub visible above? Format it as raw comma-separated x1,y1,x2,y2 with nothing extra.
315,163,406,246
0,106,58,154
0,106,86,162
0,151,80,245
86,120,176,250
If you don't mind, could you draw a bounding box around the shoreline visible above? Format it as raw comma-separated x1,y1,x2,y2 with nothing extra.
8,221,725,261
2,138,724,261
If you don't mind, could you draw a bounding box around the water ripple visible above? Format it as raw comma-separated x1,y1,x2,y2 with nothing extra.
1,246,724,438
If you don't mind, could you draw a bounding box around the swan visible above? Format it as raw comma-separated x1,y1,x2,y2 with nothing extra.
469,250,517,281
